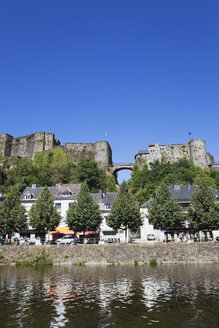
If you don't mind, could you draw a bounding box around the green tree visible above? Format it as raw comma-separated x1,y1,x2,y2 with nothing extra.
188,180,219,231
29,187,61,232
148,182,183,231
0,187,27,236
107,181,142,242
67,182,102,237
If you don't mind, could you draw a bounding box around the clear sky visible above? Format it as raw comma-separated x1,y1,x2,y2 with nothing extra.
0,1,218,182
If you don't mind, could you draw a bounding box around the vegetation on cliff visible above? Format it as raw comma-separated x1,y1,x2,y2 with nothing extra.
0,155,117,195
130,159,219,204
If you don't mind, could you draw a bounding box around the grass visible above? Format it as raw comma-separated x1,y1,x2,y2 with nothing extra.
15,260,32,266
149,258,157,266
34,147,69,168
0,253,4,263
134,259,146,266
15,250,53,267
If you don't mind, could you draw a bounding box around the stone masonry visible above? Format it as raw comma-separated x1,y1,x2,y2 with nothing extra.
135,139,216,170
0,132,112,168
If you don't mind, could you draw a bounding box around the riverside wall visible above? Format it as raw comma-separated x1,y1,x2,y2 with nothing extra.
1,243,219,265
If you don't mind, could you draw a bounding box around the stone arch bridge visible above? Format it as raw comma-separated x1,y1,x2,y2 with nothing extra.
108,163,134,175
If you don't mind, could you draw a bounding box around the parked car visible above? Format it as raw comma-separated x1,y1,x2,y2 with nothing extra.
0,236,4,245
55,235,75,245
215,236,219,242
147,234,156,241
19,238,35,246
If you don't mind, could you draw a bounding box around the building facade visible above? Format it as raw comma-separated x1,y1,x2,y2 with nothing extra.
19,184,125,243
140,184,219,242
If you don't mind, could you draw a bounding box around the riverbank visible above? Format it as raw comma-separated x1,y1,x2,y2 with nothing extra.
1,243,219,265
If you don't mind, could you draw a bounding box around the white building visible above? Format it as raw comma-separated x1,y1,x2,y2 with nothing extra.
20,183,81,243
140,184,219,242
91,191,126,243
19,184,126,243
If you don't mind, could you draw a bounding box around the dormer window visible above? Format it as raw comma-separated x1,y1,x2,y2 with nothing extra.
105,204,112,210
62,191,72,197
24,192,33,200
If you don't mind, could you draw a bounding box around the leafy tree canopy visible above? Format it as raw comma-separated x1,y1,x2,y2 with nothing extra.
0,156,117,195
130,159,219,204
148,182,183,230
29,186,61,231
107,181,142,235
67,182,102,233
0,186,27,235
188,180,219,231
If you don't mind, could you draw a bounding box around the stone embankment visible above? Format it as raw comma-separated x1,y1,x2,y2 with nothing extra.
1,243,219,265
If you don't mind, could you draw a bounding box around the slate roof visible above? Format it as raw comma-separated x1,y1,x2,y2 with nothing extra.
137,149,149,155
91,192,118,204
140,184,219,208
20,184,82,201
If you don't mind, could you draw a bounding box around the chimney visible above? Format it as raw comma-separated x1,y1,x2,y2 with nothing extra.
32,184,36,189
56,183,62,188
187,183,191,190
173,183,181,191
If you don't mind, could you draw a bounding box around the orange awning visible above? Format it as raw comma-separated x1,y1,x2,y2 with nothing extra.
50,227,75,234
50,227,99,236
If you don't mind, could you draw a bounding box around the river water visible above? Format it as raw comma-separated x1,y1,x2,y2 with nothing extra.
0,264,219,328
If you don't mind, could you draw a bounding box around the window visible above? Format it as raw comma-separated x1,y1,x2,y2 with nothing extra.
62,192,72,197
105,204,111,210
55,203,61,210
24,193,33,199
68,203,73,208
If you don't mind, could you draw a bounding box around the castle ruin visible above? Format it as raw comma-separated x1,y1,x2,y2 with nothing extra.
0,132,218,172
0,132,112,169
135,139,217,170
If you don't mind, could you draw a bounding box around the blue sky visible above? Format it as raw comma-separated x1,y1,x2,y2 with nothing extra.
0,1,218,182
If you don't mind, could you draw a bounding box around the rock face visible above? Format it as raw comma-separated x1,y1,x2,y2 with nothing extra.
0,132,112,168
135,139,215,170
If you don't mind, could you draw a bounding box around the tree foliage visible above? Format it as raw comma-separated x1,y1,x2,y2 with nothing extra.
148,182,183,230
188,180,219,230
130,159,219,204
29,187,61,231
107,181,142,237
0,157,117,195
67,182,102,233
0,187,27,235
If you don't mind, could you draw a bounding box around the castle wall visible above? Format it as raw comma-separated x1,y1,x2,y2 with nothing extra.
135,139,212,170
64,141,112,168
0,134,13,157
0,132,59,160
94,141,112,168
188,139,208,169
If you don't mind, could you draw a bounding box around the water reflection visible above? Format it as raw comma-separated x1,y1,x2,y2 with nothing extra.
0,264,219,327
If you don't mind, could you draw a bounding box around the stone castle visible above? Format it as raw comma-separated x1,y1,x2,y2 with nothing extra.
135,139,218,171
0,132,218,172
0,132,112,168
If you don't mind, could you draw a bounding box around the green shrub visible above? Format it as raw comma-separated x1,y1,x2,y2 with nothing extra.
149,258,157,266
15,259,32,266
32,249,53,266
